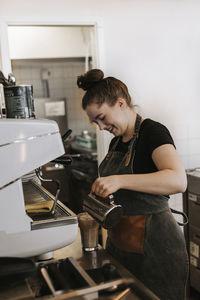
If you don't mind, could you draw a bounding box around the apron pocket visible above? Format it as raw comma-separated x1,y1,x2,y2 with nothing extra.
108,215,146,253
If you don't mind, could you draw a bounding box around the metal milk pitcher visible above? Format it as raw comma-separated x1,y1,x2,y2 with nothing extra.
83,193,123,229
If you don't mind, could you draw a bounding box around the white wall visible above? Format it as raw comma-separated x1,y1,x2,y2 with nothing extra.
7,26,93,59
1,0,200,212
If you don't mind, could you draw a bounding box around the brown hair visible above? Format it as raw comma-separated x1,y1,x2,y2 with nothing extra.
77,69,133,110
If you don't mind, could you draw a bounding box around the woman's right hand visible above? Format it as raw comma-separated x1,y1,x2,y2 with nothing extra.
91,175,121,198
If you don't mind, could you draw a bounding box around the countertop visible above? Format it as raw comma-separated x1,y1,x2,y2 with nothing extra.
0,229,159,300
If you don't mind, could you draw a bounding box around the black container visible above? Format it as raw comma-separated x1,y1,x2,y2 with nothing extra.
4,85,35,119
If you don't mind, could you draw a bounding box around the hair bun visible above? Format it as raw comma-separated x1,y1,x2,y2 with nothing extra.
77,69,104,91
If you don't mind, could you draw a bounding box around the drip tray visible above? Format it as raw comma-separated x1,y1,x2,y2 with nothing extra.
28,257,97,299
23,181,77,230
26,257,134,300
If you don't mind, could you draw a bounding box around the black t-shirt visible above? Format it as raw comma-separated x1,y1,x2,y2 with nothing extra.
108,118,175,174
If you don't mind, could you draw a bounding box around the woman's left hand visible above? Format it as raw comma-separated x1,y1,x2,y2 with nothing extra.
91,175,121,198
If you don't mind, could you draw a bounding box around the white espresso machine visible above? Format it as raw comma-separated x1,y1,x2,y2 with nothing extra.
0,119,78,258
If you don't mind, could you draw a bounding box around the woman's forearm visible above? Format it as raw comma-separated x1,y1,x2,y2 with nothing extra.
91,144,187,198
118,169,187,195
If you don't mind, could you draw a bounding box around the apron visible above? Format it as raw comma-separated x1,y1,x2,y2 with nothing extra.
99,114,189,300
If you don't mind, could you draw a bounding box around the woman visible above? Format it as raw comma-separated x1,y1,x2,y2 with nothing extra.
77,69,189,300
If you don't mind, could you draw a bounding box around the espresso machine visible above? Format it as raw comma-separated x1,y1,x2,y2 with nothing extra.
0,118,78,259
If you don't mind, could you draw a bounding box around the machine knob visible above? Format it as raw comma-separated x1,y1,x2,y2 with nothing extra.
102,263,119,281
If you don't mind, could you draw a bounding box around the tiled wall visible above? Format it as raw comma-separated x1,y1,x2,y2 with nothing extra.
167,120,200,217
169,121,200,171
11,59,96,137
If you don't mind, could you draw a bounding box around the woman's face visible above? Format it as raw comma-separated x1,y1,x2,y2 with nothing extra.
85,99,128,136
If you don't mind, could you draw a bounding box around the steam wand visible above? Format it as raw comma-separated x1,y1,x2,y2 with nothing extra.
62,129,72,143
51,129,73,165
35,168,61,215
35,129,73,214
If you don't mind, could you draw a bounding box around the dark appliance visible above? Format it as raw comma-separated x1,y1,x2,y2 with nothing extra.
67,154,98,214
183,168,200,296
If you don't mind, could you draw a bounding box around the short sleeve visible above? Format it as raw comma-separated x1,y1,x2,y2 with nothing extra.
144,120,175,154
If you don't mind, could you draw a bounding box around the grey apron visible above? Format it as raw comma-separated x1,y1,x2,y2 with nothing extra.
99,114,189,300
